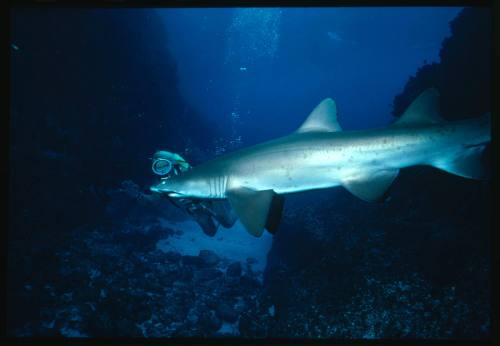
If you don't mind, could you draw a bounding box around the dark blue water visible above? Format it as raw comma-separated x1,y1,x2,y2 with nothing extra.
161,7,460,141
8,6,491,339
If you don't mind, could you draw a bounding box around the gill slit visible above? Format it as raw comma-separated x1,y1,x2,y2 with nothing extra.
213,177,216,198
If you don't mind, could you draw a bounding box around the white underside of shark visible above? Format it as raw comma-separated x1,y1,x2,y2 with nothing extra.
151,88,490,237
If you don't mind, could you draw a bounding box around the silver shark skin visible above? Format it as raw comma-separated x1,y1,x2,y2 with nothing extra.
151,89,490,236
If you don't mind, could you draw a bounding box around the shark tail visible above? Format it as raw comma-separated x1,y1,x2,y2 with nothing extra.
431,148,489,180
431,112,491,180
395,88,490,180
431,112,491,181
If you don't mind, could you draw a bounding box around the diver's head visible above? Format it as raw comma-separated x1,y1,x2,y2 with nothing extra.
151,150,190,177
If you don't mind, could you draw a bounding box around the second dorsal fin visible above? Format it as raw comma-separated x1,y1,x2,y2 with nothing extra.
394,88,444,126
296,98,342,133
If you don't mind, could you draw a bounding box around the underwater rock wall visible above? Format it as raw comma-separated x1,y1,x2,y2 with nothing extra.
8,9,220,333
9,9,218,250
392,7,491,120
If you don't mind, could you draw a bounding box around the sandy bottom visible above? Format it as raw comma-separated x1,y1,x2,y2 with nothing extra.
156,218,274,274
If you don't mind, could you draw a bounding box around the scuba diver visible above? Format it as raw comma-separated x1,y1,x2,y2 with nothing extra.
151,150,237,236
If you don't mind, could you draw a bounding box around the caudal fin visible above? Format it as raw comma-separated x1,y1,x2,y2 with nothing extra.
432,147,489,180
431,111,490,180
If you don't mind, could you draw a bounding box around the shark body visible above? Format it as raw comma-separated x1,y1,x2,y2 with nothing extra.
151,89,490,236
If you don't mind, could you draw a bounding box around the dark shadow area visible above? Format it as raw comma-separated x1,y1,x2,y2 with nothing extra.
8,8,218,333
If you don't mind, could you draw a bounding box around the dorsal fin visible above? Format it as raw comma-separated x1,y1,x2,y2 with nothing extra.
296,98,342,133
394,88,444,126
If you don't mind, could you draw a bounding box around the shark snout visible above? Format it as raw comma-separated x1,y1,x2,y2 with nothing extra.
150,180,172,193
150,180,186,198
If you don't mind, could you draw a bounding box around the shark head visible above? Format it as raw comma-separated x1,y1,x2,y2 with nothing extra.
150,171,212,198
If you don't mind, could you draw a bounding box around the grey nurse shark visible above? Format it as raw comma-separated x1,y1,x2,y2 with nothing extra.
151,88,490,237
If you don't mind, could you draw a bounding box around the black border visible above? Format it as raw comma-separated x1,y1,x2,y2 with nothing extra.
5,0,496,8
3,0,498,345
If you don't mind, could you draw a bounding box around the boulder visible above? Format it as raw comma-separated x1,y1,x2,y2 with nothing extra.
199,310,222,333
240,274,261,289
164,251,181,263
114,318,143,337
226,262,242,277
195,268,223,282
181,255,204,267
198,250,220,267
215,303,239,323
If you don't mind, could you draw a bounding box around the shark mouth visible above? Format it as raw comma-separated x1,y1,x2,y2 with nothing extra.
149,184,184,198
167,192,184,198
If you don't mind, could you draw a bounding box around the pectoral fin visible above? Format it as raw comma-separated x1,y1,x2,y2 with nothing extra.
342,169,399,202
226,187,284,237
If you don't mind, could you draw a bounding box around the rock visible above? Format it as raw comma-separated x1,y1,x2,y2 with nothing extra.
226,262,242,277
199,310,222,332
173,326,202,337
75,287,99,302
88,311,112,336
224,275,241,291
66,270,89,289
268,305,275,317
238,313,259,337
181,255,204,267
36,326,62,337
240,274,261,289
61,292,73,303
195,268,223,282
234,298,249,314
172,280,190,291
131,303,151,322
164,251,181,263
114,227,164,253
198,250,220,267
186,308,199,325
114,319,143,336
205,296,219,310
246,257,258,265
179,267,194,282
215,303,239,323
224,275,240,287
